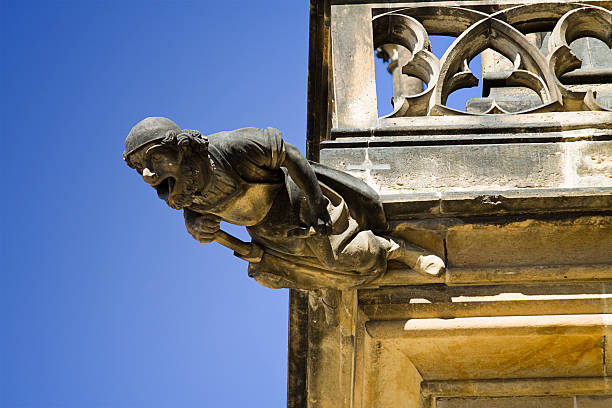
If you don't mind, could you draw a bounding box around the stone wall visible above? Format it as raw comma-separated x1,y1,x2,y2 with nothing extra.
292,1,612,407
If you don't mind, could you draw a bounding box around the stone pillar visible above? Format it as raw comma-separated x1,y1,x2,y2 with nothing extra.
376,44,424,97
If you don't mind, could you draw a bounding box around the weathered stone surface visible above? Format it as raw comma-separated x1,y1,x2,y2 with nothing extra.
366,315,608,380
422,377,611,398
382,187,612,219
467,93,543,114
321,140,612,194
298,1,612,405
434,393,612,407
331,111,612,139
362,331,423,407
360,287,612,319
445,216,612,268
436,396,575,408
576,395,612,408
331,4,377,128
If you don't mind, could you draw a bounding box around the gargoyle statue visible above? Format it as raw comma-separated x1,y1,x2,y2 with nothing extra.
123,117,445,290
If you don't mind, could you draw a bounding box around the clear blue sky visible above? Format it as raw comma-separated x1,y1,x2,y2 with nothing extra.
1,1,480,407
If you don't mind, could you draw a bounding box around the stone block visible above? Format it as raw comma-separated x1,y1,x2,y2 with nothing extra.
321,140,612,194
365,314,608,381
576,395,612,408
362,334,423,408
436,396,574,408
445,216,612,269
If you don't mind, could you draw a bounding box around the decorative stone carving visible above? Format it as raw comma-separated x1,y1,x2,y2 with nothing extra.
123,117,445,290
373,3,612,116
373,13,439,116
548,6,612,111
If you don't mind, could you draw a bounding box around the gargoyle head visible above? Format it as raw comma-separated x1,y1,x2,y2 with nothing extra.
124,117,213,210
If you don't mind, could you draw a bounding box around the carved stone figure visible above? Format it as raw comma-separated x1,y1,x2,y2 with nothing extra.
123,117,445,290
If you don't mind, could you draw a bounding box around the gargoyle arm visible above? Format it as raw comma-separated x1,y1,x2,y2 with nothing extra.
281,142,329,229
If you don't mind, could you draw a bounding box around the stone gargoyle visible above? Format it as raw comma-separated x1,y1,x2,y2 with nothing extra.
123,117,445,290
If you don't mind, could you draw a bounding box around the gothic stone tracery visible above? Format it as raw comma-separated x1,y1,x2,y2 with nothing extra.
373,2,612,117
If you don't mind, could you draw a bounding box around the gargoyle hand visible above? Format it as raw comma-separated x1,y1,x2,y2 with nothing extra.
309,196,332,235
184,209,221,243
288,197,332,238
281,142,333,238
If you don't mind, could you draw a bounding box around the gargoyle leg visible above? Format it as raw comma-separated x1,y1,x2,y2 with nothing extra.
383,236,446,277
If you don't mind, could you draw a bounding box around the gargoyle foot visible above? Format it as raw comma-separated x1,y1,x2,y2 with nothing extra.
414,254,445,277
386,236,446,277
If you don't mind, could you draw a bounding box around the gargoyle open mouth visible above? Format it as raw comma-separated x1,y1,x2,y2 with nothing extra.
156,177,176,200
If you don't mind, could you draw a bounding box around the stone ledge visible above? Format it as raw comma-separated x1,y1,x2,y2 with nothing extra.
327,111,612,140
359,282,612,304
422,377,612,398
367,264,612,288
323,128,612,148
365,314,611,338
320,141,612,196
360,297,612,320
382,187,612,219
363,314,611,380
446,264,612,285
334,0,612,10
435,395,611,408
